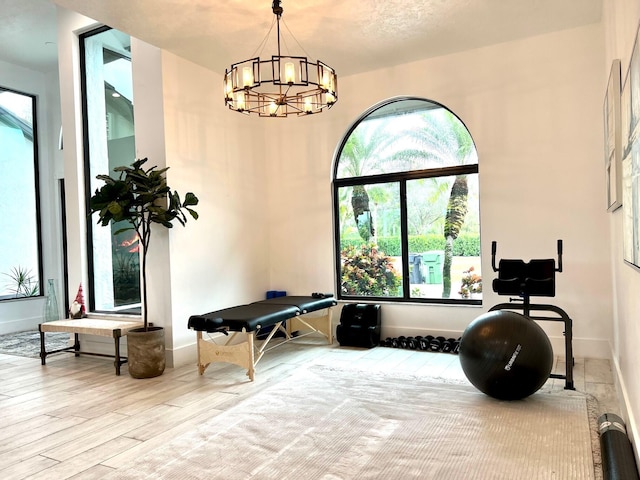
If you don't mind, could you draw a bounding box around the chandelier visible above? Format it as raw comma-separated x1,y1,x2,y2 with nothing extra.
223,0,338,117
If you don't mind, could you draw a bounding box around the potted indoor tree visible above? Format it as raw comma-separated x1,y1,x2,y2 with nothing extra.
89,158,198,378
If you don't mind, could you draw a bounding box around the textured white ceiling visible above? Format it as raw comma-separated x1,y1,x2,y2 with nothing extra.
1,0,602,75
0,0,58,72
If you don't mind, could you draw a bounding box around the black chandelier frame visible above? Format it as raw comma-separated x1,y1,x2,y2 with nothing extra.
223,1,338,117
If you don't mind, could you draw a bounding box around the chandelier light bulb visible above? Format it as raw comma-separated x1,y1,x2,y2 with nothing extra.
242,67,253,88
285,62,296,84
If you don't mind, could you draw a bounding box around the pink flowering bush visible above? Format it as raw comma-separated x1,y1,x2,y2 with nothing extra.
459,266,482,298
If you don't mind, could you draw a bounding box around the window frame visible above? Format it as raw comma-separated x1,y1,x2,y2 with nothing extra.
332,96,480,305
0,86,43,301
80,25,140,315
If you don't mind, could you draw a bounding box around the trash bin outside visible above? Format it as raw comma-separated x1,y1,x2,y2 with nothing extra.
422,251,444,284
409,254,425,284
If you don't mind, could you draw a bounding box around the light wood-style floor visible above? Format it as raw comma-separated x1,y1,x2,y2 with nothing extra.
0,337,618,479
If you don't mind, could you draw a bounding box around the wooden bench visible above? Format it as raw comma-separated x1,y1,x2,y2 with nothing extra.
38,319,143,375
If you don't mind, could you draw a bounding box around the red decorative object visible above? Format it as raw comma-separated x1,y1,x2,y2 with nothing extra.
69,283,87,318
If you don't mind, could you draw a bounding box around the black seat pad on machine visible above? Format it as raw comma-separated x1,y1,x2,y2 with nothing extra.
188,303,300,333
256,295,337,313
492,258,556,297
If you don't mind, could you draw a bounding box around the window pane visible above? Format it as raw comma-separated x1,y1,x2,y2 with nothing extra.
83,28,139,313
407,174,481,300
0,89,41,299
337,100,477,179
338,182,403,298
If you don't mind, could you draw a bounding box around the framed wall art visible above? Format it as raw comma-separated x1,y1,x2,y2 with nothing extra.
604,59,622,211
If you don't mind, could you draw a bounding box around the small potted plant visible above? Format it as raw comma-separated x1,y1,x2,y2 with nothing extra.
2,266,39,297
89,158,198,378
459,266,482,299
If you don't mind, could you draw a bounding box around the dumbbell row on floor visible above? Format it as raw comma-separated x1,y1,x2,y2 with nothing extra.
380,335,461,354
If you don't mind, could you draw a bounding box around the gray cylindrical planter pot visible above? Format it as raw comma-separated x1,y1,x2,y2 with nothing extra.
127,326,166,378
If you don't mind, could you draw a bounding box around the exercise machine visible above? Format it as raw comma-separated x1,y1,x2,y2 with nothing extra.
488,239,575,390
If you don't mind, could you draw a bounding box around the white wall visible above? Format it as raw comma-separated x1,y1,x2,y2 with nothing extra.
127,41,272,365
0,59,64,334
56,8,271,365
268,24,612,359
159,52,271,366
603,0,640,460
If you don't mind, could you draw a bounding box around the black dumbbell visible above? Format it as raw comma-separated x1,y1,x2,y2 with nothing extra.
452,337,461,354
398,336,408,349
429,336,445,351
414,336,424,350
441,338,456,353
407,337,418,349
390,337,399,348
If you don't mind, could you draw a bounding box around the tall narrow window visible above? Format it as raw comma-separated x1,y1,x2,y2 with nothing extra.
81,27,139,313
333,97,480,304
0,87,42,300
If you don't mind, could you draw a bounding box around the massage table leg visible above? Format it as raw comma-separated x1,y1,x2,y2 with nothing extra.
196,330,257,380
287,308,334,344
247,333,255,381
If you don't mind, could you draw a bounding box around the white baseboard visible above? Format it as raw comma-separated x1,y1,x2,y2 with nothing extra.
166,341,197,369
80,336,198,371
565,337,610,360
73,335,205,372
76,336,124,356
380,326,462,342
0,316,42,336
72,336,199,375
381,326,611,360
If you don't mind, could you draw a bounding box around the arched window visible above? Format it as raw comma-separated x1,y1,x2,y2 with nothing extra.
333,97,481,304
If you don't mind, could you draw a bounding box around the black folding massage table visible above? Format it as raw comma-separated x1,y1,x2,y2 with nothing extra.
188,295,337,380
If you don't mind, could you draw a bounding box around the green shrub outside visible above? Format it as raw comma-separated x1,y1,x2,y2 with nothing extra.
340,244,401,296
340,234,480,256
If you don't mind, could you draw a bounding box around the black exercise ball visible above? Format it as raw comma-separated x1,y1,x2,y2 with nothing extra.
459,310,553,400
